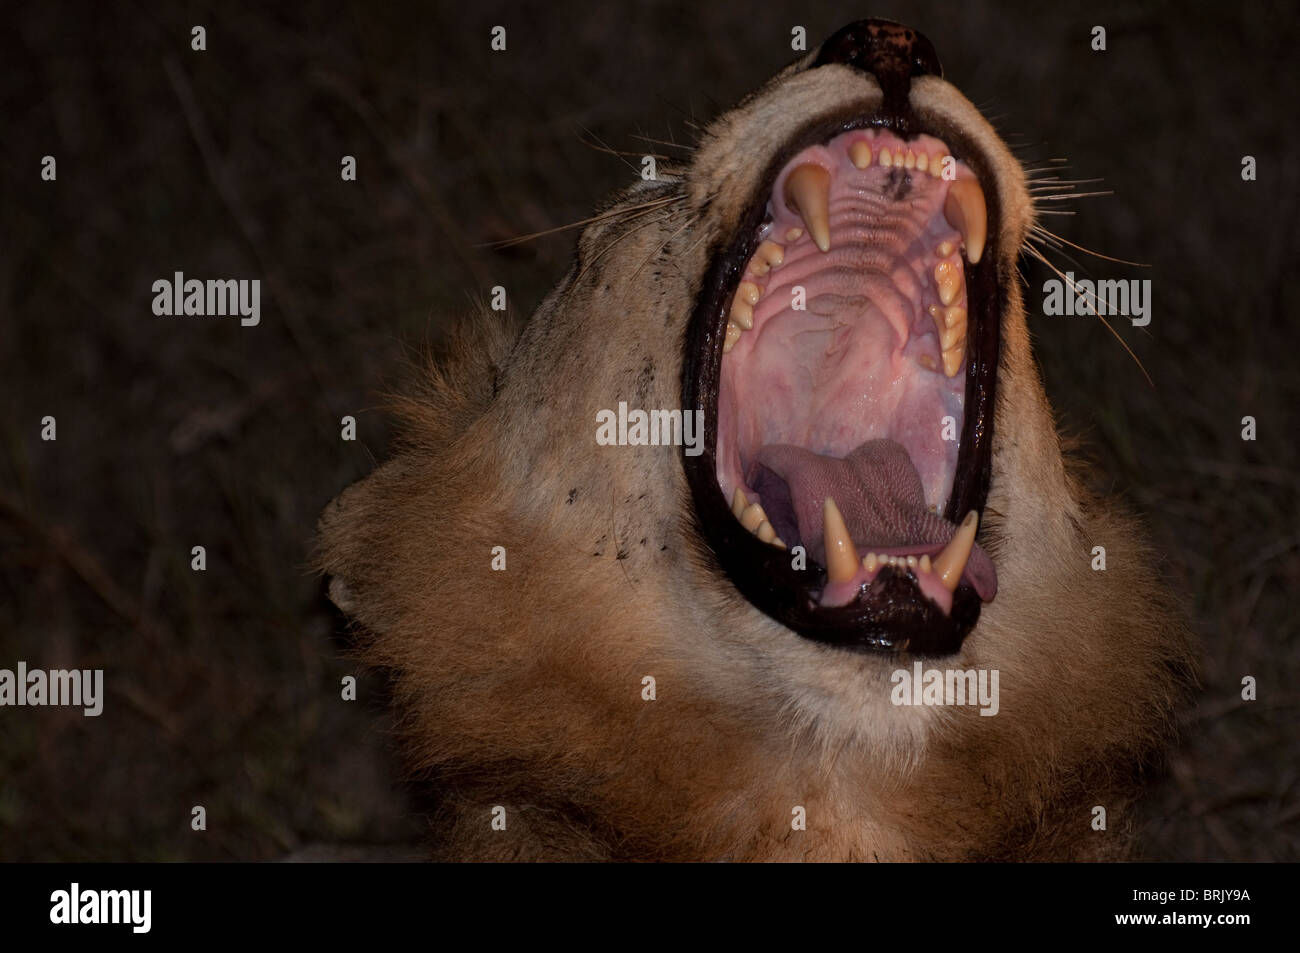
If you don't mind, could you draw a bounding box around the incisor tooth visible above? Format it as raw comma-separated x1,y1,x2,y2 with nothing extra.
944,178,988,265
723,321,741,353
934,260,961,306
880,147,893,167
784,164,832,253
920,554,932,573
822,496,860,583
849,141,872,169
864,552,879,572
731,299,754,330
740,501,767,532
933,511,978,592
904,150,916,169
731,488,748,519
942,347,964,378
917,152,929,172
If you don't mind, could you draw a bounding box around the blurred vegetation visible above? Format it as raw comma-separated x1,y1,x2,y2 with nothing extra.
1,0,1294,860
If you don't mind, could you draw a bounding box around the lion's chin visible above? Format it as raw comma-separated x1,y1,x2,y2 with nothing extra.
682,96,1005,656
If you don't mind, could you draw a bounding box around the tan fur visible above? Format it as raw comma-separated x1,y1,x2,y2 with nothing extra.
316,59,1195,861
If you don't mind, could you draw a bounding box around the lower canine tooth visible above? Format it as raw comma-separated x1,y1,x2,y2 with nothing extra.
784,164,832,253
740,502,767,532
944,178,988,265
933,510,978,592
822,496,860,583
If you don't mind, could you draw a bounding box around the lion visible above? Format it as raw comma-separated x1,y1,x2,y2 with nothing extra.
316,19,1196,861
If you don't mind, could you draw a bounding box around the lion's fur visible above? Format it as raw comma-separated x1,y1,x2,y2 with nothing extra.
316,58,1196,861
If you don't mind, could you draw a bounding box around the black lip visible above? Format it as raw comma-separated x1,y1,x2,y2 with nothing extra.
680,103,1004,657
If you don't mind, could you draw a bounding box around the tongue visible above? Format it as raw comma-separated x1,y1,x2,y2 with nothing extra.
752,439,997,601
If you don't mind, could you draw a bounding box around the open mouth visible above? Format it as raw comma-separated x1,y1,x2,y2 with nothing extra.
683,112,1003,656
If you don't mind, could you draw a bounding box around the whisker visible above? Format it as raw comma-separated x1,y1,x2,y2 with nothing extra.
485,195,679,249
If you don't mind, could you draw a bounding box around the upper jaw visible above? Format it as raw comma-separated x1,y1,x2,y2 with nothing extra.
680,97,1006,657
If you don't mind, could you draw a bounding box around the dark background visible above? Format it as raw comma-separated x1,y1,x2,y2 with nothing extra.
1,0,1295,861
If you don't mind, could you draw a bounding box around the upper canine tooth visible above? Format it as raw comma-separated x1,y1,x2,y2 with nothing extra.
784,164,832,253
849,141,872,169
933,510,978,591
740,501,767,532
822,496,860,583
944,178,988,265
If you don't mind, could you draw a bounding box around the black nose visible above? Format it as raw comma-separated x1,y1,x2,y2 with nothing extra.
811,19,942,128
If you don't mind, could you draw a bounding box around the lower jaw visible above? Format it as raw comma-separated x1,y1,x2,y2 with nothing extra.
681,107,1004,656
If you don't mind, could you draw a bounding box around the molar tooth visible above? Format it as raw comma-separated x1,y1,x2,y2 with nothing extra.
822,496,860,583
918,354,938,372
756,520,777,543
773,537,787,549
933,511,979,592
731,488,748,519
849,141,872,169
943,305,967,329
737,280,761,306
748,259,770,277
784,164,832,253
940,323,964,352
723,321,741,353
934,260,961,306
731,299,754,330
942,347,964,378
757,240,784,268
740,502,767,533
943,178,988,265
